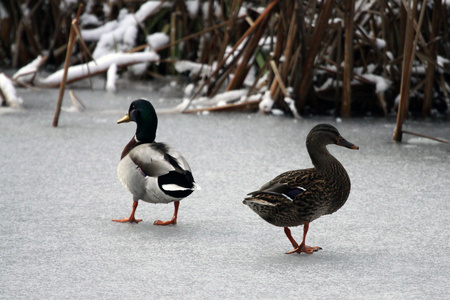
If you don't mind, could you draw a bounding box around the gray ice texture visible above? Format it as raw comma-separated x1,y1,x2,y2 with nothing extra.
1,79,449,299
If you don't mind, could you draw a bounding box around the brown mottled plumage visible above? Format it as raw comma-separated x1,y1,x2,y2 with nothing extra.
243,124,359,254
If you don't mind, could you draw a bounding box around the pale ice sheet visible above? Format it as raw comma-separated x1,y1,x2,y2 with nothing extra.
1,81,449,299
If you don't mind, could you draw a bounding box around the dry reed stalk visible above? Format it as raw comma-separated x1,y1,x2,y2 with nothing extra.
402,130,450,144
282,2,298,83
247,56,271,96
218,0,244,63
5,0,448,118
269,60,289,97
129,17,245,54
226,0,279,91
438,74,449,103
170,12,177,74
184,99,260,113
295,0,334,112
52,4,83,127
226,33,262,91
69,90,86,110
268,16,285,103
0,84,6,106
191,0,279,100
393,0,419,141
422,1,441,117
270,0,300,111
341,0,355,117
268,8,285,104
209,45,247,96
12,20,25,68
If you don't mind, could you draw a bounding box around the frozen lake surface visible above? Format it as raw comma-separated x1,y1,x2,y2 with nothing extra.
1,79,449,299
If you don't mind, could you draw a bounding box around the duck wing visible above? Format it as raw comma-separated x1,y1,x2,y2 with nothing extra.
129,143,190,175
247,168,325,203
129,143,197,198
244,169,327,226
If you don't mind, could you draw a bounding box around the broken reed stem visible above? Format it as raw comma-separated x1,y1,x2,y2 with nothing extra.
269,60,289,97
72,24,96,64
402,130,450,144
69,90,86,110
52,4,83,127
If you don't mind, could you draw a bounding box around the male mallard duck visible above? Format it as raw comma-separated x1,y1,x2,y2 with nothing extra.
113,99,199,225
243,123,358,254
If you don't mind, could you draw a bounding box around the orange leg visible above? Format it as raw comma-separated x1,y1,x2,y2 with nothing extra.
154,201,179,226
284,222,322,254
284,227,299,249
112,201,142,223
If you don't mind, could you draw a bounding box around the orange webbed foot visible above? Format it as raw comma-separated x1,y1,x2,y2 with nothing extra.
286,244,322,254
113,201,142,223
112,217,142,223
154,202,179,226
153,217,176,226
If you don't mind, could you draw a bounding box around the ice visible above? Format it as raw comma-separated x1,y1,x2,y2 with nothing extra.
1,82,449,298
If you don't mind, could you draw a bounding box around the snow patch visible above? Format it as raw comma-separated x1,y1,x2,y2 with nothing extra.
147,33,170,50
360,74,391,93
259,91,274,113
284,97,301,119
175,60,212,77
0,73,23,107
39,52,159,86
106,63,117,92
375,38,386,49
12,55,43,84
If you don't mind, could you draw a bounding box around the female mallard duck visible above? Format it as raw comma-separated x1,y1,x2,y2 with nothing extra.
243,123,358,254
113,99,199,225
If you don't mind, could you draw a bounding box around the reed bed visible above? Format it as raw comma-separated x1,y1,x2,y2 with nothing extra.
1,0,449,118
